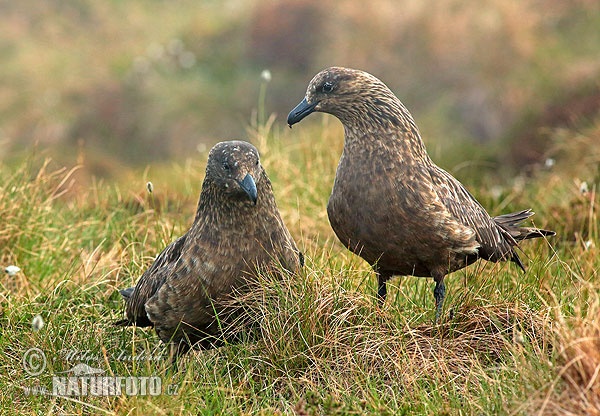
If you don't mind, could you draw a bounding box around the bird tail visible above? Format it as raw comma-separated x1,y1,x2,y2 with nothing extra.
114,287,135,326
493,209,555,272
493,209,556,242
119,287,134,299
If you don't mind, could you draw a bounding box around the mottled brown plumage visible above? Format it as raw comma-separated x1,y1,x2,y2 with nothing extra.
287,67,554,321
118,141,302,353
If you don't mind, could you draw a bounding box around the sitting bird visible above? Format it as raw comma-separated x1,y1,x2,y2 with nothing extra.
117,140,303,355
287,67,554,321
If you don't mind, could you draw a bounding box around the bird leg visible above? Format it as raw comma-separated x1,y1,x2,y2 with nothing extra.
167,338,192,372
433,275,446,324
375,268,391,303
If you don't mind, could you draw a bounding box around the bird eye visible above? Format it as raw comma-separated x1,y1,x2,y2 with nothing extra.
321,81,334,93
222,162,230,171
255,159,259,166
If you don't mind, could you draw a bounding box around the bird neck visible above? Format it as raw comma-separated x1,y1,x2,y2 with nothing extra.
338,95,431,162
342,123,431,163
193,173,277,232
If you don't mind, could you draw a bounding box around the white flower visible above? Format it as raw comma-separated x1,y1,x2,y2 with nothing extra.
5,265,20,276
261,69,272,83
32,315,44,332
146,182,154,194
490,186,503,200
544,158,555,168
579,181,589,195
584,240,594,250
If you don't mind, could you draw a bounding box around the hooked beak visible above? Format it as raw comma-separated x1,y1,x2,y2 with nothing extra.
237,173,257,205
287,98,318,127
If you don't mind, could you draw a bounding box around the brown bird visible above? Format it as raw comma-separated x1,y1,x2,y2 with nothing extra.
287,67,554,321
118,140,303,354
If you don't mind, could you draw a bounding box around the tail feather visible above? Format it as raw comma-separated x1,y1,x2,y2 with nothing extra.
119,287,134,299
494,209,556,242
115,286,155,327
511,253,527,273
494,209,534,225
514,227,556,241
114,316,153,327
493,209,555,272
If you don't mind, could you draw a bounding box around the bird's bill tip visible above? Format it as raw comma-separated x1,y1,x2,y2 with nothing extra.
287,98,317,126
238,173,258,205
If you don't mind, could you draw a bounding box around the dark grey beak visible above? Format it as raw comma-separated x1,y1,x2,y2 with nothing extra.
237,173,257,205
287,98,318,127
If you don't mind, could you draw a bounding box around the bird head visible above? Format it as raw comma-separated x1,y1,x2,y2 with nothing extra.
206,141,262,205
287,67,396,126
287,67,412,133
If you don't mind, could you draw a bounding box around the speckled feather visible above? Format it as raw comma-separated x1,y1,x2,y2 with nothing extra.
288,67,554,311
118,141,302,351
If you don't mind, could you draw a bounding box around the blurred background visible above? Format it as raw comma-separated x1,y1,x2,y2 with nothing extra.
1,0,599,178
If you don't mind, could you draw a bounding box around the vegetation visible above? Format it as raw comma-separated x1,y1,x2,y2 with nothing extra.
1,1,599,414
1,114,599,414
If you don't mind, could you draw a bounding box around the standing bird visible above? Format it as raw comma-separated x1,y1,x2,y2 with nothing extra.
117,141,303,355
287,67,554,321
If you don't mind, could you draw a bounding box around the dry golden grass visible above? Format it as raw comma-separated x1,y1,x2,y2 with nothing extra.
525,290,600,415
215,261,555,415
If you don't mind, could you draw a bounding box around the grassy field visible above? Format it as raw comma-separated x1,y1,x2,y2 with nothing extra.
0,113,598,415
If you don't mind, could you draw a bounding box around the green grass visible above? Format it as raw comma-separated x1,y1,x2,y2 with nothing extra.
0,117,599,415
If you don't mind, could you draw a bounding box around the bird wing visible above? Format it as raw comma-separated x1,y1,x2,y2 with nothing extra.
143,234,300,345
123,233,188,326
413,172,480,256
143,244,235,345
428,165,514,262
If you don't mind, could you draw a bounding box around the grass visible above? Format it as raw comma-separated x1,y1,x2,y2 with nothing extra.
0,112,598,415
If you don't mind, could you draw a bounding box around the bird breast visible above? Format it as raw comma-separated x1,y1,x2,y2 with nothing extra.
327,138,478,276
